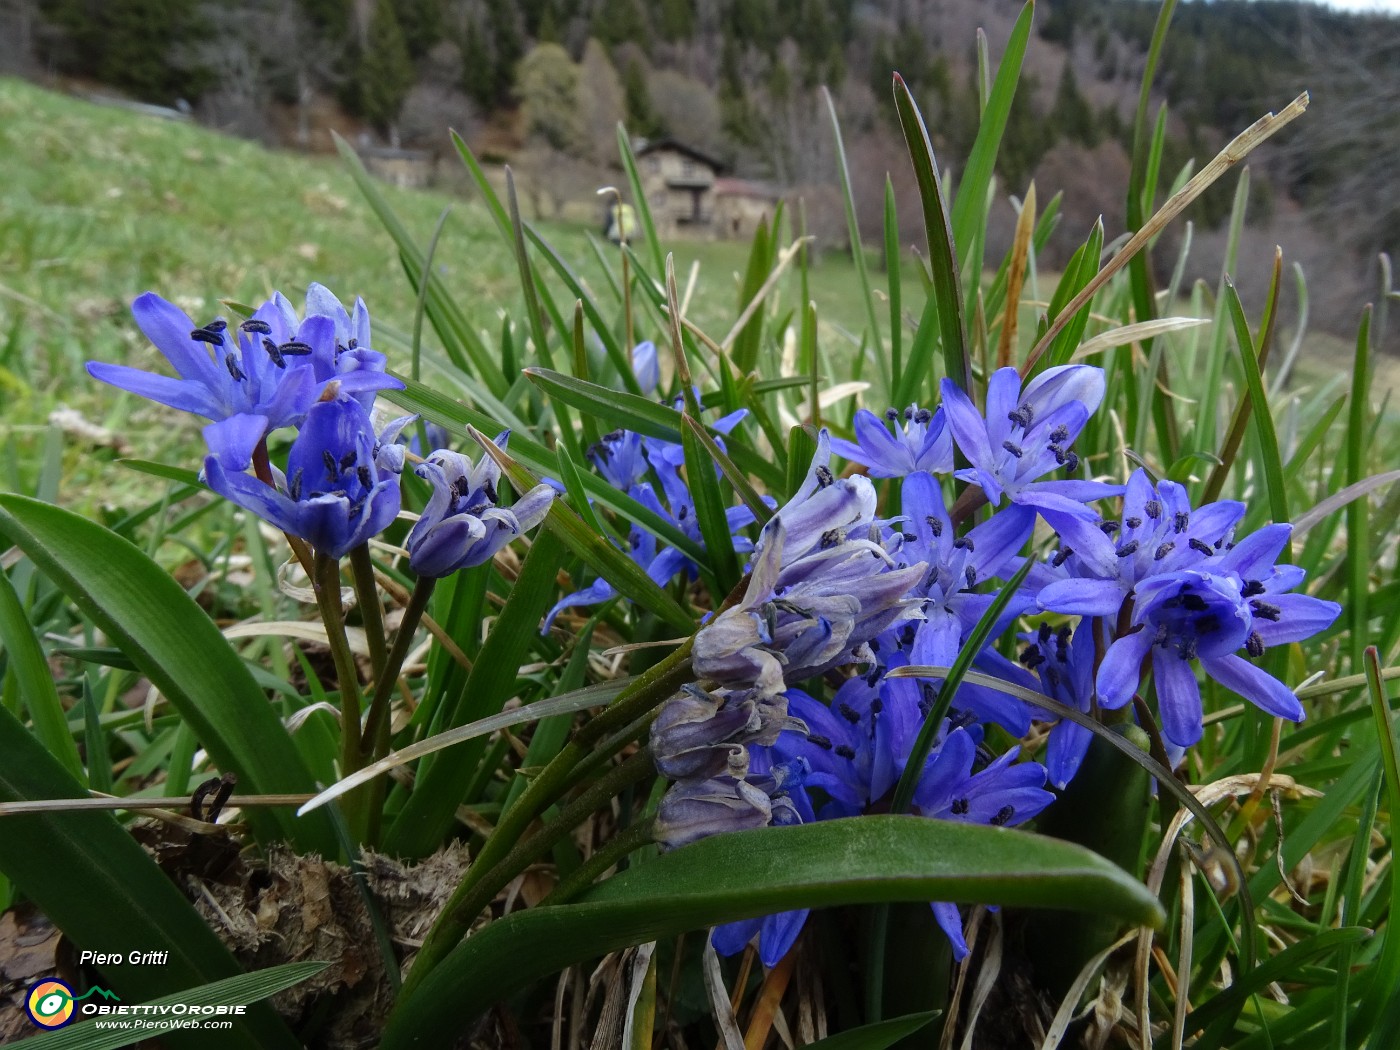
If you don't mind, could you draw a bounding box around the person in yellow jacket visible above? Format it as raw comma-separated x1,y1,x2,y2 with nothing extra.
606,201,638,244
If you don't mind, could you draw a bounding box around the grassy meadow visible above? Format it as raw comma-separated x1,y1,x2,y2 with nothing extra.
0,76,936,516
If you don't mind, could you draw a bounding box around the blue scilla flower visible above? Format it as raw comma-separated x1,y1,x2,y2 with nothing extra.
542,467,761,630
588,429,651,491
890,471,1038,733
1095,523,1340,746
653,748,808,851
644,400,749,474
652,684,797,780
978,620,1099,788
631,339,660,395
939,365,1121,515
202,393,409,559
547,413,762,629
405,434,555,578
89,288,402,470
1035,468,1247,617
587,403,748,493
693,520,925,697
829,403,953,478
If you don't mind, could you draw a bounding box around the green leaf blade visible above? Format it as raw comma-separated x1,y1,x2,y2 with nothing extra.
892,74,969,402
0,496,335,853
0,566,83,779
20,961,326,1050
382,816,1164,1046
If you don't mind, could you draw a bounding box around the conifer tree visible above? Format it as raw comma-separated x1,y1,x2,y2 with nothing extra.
656,0,693,42
298,0,352,37
394,0,442,60
487,0,523,104
42,0,201,102
345,0,415,133
460,19,496,107
622,59,660,136
1051,63,1098,146
595,0,650,52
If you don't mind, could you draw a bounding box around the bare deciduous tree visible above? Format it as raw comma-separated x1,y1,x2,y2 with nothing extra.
577,38,624,167
648,68,723,157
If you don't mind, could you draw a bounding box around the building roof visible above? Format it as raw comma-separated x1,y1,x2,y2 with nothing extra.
634,137,726,174
713,177,782,200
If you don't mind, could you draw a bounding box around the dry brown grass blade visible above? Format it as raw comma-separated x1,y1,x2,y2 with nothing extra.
742,950,797,1050
1171,858,1196,1050
1023,93,1310,376
717,237,811,353
703,940,746,1050
0,791,313,817
1038,931,1138,1050
998,182,1037,369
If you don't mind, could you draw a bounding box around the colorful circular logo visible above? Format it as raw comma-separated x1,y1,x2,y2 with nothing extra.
26,979,76,1029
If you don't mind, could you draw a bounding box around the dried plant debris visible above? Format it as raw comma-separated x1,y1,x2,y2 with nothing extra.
0,906,63,1043
132,819,473,1048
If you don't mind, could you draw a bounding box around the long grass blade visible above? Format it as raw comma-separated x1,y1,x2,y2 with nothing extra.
892,73,969,401
950,1,1034,319
823,86,887,395
1023,94,1310,376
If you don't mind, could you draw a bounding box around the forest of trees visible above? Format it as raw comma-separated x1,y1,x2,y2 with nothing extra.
3,0,1397,329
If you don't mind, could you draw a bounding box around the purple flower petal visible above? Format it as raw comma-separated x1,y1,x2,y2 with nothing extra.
1250,594,1342,645
1154,649,1204,748
86,361,222,418
984,368,1023,447
130,292,221,387
1016,480,1125,510
1219,523,1293,579
965,503,1035,578
940,378,994,466
202,455,303,537
1096,627,1154,709
932,901,971,961
757,909,809,966
202,413,270,471
851,408,910,476
1022,363,1106,419
1203,654,1305,722
711,917,762,957
1046,716,1093,789
1037,577,1123,617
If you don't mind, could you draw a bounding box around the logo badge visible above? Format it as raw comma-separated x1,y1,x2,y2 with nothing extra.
25,979,77,1029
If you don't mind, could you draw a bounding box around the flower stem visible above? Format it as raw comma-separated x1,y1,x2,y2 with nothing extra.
361,575,437,760
455,747,656,924
400,746,657,1001
543,816,656,906
312,552,363,770
349,545,388,686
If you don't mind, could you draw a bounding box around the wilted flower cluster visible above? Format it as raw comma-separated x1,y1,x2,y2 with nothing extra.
655,434,927,852
635,362,1339,966
89,286,552,573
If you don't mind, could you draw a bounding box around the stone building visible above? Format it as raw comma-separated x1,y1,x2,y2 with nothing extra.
635,138,723,238
713,177,782,240
634,139,784,239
